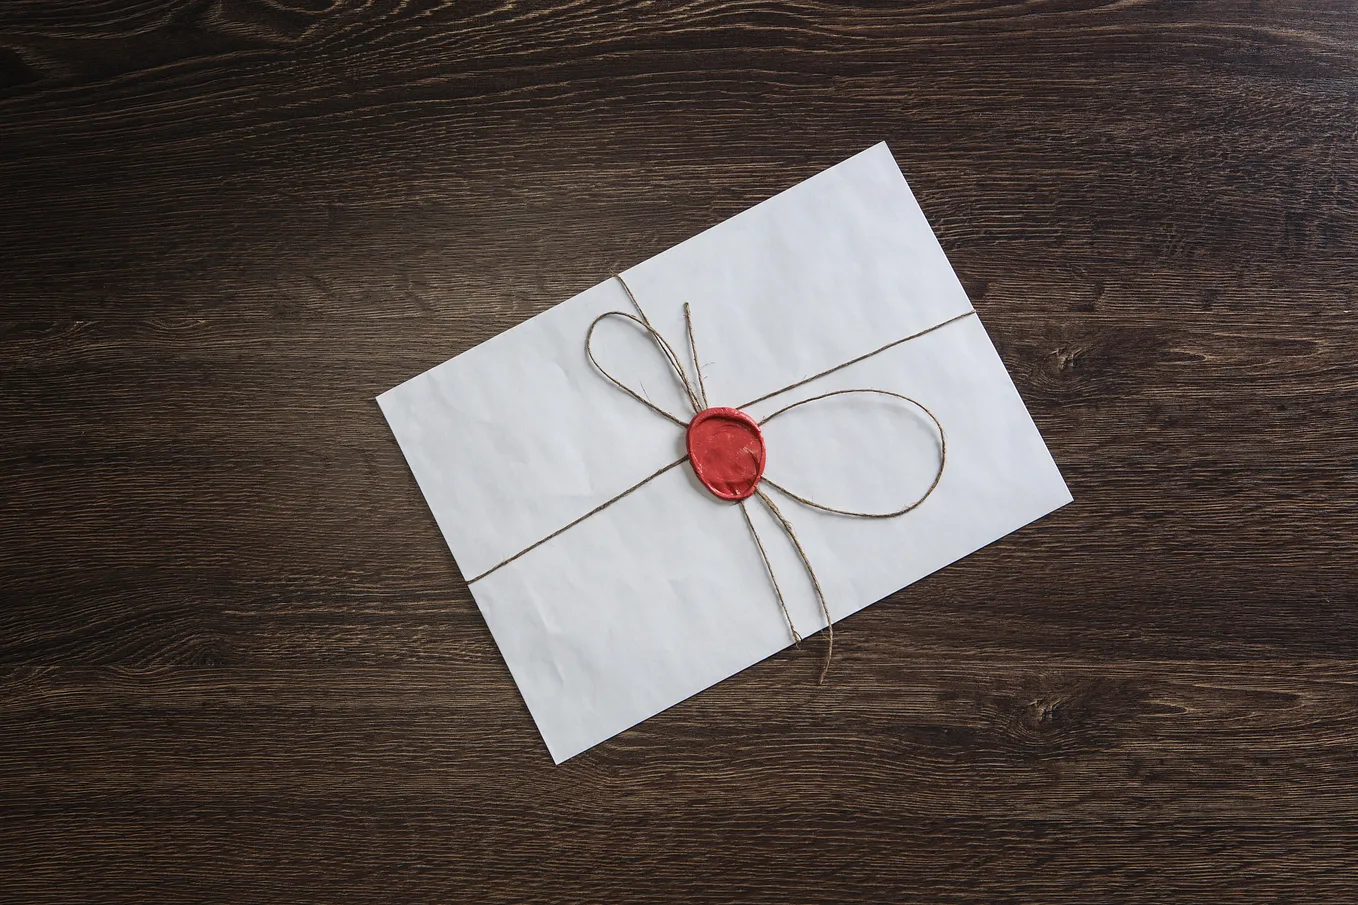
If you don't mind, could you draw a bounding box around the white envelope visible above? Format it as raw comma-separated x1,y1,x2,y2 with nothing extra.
378,143,1071,763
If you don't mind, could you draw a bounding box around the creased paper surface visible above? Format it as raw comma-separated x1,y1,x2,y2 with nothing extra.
379,143,1071,762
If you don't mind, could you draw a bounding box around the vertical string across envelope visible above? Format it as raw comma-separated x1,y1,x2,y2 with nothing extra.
469,274,977,684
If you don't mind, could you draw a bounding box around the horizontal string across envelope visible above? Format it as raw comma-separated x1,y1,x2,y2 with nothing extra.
467,274,976,682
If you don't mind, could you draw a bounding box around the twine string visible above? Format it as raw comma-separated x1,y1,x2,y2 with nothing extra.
759,388,947,519
753,485,836,684
738,498,801,648
614,273,705,415
585,311,691,427
683,302,710,410
736,308,978,410
471,273,976,683
465,454,690,584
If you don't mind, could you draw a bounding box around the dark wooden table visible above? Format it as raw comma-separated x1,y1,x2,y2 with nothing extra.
3,2,1356,902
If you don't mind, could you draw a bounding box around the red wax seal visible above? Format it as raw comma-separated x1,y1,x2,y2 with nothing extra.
686,407,766,501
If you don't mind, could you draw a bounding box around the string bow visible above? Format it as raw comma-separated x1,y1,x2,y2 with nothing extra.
583,275,960,682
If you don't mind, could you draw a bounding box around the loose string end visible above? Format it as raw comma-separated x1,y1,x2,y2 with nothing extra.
756,487,836,686
738,498,802,649
682,301,709,410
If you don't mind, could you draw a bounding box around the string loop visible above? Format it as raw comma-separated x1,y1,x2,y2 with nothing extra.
759,388,946,519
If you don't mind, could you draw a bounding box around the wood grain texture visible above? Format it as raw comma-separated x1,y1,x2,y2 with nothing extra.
2,1,1356,902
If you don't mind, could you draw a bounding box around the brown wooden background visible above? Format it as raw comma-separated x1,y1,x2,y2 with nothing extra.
3,1,1356,902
